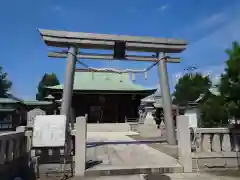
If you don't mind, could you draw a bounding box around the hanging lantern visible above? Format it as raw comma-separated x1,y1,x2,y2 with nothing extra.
144,71,148,80
109,59,112,67
92,71,94,80
131,72,135,82
119,73,123,82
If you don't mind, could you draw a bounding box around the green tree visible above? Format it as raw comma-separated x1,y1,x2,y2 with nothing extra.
36,73,60,101
199,94,228,127
219,41,240,119
0,65,12,98
173,72,212,105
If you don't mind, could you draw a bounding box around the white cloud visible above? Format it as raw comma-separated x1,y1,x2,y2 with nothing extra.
197,12,228,30
159,4,169,11
176,10,232,40
170,8,240,89
127,7,137,13
198,64,225,85
171,64,225,87
176,7,240,70
171,72,183,85
53,5,62,12
182,14,240,62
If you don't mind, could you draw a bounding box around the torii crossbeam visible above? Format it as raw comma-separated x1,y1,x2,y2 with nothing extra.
39,29,188,145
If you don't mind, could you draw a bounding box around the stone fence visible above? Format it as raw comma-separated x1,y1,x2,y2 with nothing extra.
176,116,240,172
189,127,240,170
191,128,240,153
0,131,25,165
0,127,32,179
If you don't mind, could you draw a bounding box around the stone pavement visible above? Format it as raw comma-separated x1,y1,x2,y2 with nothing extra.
77,172,240,180
38,132,182,178
86,132,182,175
38,131,240,179
39,172,240,180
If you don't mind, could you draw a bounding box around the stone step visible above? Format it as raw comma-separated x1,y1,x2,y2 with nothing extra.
85,165,183,176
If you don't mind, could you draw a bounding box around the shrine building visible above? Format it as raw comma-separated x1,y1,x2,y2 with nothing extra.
46,69,156,123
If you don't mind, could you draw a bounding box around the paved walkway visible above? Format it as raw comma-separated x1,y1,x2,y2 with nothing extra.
86,132,181,174
38,132,181,178
82,173,240,180
38,132,240,179
80,172,240,180
40,172,240,180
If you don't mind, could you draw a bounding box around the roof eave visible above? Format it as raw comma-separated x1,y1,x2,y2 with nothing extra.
23,100,53,106
47,88,156,94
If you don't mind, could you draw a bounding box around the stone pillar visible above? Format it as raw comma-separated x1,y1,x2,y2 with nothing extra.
202,134,211,152
75,116,87,177
60,46,77,175
176,115,192,172
60,46,78,121
212,134,221,152
222,134,231,152
158,53,176,145
16,126,31,152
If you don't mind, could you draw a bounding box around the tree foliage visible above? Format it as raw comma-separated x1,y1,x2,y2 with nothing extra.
171,41,240,127
0,65,12,98
219,41,240,119
36,73,60,101
173,73,212,105
172,71,227,128
199,94,228,127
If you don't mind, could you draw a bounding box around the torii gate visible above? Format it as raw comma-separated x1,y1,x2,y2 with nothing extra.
39,29,187,145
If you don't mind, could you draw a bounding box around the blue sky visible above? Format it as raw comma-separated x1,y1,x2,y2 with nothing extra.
0,0,239,99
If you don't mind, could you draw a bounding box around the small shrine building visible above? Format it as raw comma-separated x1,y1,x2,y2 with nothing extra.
47,69,156,123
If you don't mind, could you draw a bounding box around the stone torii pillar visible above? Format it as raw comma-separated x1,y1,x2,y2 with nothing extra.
59,46,78,175
60,46,78,119
158,52,176,145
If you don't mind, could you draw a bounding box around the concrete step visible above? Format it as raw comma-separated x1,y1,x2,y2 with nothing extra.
85,165,183,176
38,164,182,179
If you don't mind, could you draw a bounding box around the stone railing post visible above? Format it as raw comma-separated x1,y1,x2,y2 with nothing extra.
0,139,6,164
176,115,192,172
74,116,87,177
195,128,236,153
16,126,32,152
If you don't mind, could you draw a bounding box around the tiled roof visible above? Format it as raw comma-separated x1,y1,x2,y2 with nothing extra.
0,98,19,104
0,97,52,106
47,71,156,92
141,89,161,102
23,101,52,106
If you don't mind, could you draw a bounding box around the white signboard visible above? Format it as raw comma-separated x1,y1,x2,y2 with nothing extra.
32,115,66,147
